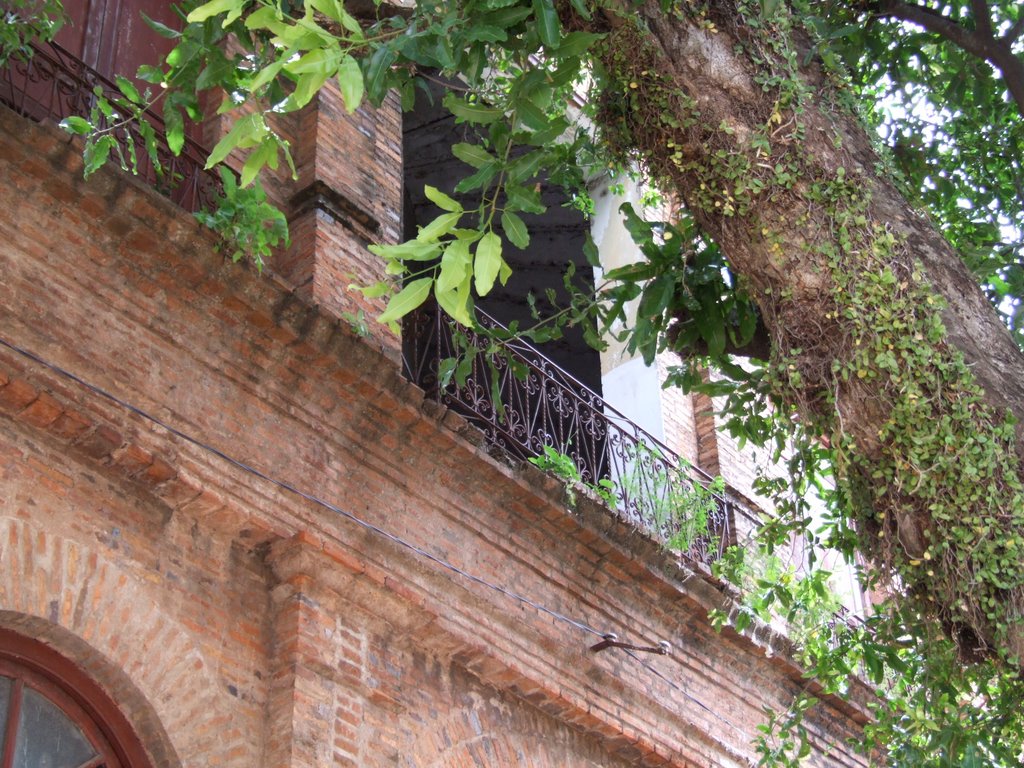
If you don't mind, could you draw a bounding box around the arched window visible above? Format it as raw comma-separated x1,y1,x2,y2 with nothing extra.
0,630,153,768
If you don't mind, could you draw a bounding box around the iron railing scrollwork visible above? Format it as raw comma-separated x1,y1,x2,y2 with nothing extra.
0,40,221,213
404,303,763,567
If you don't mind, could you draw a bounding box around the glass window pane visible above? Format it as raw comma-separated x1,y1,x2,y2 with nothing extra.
13,687,98,768
0,675,10,750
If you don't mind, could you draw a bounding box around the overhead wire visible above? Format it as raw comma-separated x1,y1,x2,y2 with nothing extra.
0,333,747,736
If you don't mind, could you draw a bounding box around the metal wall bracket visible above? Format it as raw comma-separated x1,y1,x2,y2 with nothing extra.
589,633,672,655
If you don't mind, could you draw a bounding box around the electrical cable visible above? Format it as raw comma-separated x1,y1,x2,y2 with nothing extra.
623,648,744,731
0,335,602,636
0,333,747,736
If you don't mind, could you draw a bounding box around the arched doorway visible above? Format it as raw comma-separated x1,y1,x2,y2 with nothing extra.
0,629,153,768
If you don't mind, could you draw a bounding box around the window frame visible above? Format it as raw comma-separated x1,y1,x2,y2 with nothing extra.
0,629,154,768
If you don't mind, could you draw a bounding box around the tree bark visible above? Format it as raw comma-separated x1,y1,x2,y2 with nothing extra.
593,1,1024,661
633,5,1024,435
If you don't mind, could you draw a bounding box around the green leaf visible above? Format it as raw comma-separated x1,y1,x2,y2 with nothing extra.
602,264,659,284
638,274,675,318
186,0,242,24
437,239,472,292
377,277,433,324
445,97,503,125
501,211,529,249
451,142,494,169
241,140,278,187
522,116,569,146
244,5,289,34
286,45,342,76
424,185,463,213
515,99,549,132
454,161,499,194
137,118,160,169
435,280,472,326
248,57,287,94
164,104,185,156
532,0,561,48
309,0,362,34
349,281,390,299
142,12,181,39
206,113,267,168
83,135,116,177
363,46,397,103
583,232,600,267
136,65,165,84
195,52,235,90
437,357,458,389
481,6,533,28
368,240,443,261
59,116,92,136
695,303,727,357
464,24,506,42
289,70,331,110
505,183,545,214
568,0,591,20
507,149,545,183
416,211,462,242
114,75,141,104
555,31,603,58
337,54,364,114
474,231,503,296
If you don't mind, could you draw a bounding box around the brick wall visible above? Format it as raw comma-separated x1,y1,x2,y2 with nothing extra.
655,354,699,467
0,108,871,767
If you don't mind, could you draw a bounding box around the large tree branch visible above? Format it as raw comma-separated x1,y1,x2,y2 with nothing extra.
875,0,992,56
589,0,1024,662
632,6,1024,440
874,0,1024,113
969,0,993,38
989,44,1024,115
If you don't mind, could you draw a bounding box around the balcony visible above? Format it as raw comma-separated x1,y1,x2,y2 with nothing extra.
2,39,762,570
404,304,764,567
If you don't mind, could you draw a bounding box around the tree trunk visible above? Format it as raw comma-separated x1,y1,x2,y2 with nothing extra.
591,1,1024,662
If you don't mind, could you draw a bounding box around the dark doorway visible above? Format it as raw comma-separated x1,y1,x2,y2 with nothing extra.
401,79,609,479
402,79,602,393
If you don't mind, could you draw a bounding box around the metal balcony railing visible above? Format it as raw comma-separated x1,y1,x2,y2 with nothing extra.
404,304,763,567
0,40,221,213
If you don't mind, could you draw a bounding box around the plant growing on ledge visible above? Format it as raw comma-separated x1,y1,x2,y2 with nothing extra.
11,0,1024,763
194,167,288,270
529,442,721,554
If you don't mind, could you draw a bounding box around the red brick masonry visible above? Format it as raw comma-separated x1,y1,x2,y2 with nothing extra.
0,107,871,767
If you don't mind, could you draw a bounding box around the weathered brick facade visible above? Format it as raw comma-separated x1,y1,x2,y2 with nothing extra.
0,90,872,768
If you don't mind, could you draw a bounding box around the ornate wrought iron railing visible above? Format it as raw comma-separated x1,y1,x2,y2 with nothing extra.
0,40,221,213
404,304,763,567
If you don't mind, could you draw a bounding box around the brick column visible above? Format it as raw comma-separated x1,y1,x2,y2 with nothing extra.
266,536,369,768
691,368,721,476
217,82,403,353
281,84,402,336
